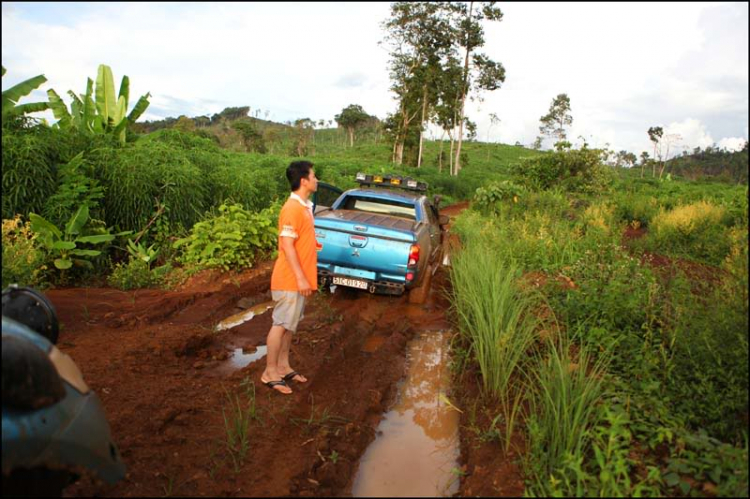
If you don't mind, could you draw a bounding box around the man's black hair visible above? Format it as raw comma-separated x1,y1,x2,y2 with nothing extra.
286,160,314,191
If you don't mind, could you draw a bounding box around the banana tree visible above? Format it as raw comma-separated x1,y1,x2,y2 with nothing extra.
29,204,131,270
47,64,150,143
1,66,50,124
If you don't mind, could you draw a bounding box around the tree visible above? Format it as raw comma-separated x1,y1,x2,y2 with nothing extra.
334,104,371,147
449,1,506,175
2,66,50,127
659,133,681,179
639,151,650,178
539,93,573,146
292,118,314,156
47,64,151,144
382,2,454,166
173,116,196,133
613,150,636,168
485,112,500,159
647,126,663,177
232,120,265,153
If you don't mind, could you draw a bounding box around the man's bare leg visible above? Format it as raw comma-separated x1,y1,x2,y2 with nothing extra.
261,325,292,394
278,330,307,383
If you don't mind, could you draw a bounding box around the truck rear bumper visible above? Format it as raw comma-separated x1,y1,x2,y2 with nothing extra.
317,268,406,296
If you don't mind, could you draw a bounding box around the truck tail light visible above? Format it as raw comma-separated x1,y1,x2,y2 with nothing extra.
408,245,420,267
406,272,414,281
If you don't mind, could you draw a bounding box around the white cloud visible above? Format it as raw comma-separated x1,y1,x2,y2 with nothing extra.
2,2,747,156
718,137,747,152
665,118,714,150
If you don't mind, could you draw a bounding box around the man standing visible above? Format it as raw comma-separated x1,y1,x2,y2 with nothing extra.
261,161,318,395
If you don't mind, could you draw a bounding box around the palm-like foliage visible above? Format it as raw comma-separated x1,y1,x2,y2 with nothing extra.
1,66,50,123
47,64,150,143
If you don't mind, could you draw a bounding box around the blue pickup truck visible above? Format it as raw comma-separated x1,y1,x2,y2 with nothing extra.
312,173,449,304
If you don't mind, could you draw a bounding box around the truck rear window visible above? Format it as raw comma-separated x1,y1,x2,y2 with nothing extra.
341,196,416,220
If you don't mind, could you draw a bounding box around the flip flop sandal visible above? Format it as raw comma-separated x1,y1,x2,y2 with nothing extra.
282,371,306,383
263,379,290,391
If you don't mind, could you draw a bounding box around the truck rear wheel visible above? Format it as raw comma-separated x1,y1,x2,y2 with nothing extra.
408,264,433,305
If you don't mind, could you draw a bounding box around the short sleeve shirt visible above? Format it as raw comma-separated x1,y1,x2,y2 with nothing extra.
270,193,318,291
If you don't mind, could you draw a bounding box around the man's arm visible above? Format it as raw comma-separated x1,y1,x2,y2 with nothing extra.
280,236,313,296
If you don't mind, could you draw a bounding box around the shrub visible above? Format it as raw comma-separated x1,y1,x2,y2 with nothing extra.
94,141,207,232
107,258,172,290
513,148,614,194
42,152,105,228
646,200,731,265
2,129,58,219
2,216,48,289
472,180,526,214
613,193,660,227
173,203,279,271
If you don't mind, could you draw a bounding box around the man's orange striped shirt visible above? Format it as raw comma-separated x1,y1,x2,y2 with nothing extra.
270,195,318,291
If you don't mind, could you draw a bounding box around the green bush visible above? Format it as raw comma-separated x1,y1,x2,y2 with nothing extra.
613,193,660,227
2,129,58,219
666,271,748,443
472,180,526,214
513,148,614,194
173,203,279,271
643,200,732,265
93,140,207,232
2,216,48,289
107,258,172,290
42,152,105,228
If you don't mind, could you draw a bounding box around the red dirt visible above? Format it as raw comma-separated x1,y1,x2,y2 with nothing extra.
45,202,527,497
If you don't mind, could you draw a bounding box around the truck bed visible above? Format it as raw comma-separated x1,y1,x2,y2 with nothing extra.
316,210,418,234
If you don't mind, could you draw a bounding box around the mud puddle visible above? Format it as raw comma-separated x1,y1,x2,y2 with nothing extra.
214,300,274,332
351,330,459,497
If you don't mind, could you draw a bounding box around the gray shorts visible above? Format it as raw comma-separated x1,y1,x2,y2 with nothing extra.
271,290,306,332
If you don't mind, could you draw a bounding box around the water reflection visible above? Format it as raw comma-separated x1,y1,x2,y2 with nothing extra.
229,345,267,369
352,331,459,497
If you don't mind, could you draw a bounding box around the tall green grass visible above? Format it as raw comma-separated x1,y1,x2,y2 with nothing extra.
524,333,611,496
450,239,540,450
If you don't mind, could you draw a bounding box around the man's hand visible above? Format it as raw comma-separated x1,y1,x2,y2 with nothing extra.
296,276,313,297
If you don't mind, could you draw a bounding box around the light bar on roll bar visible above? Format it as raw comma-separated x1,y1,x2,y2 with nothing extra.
354,172,427,192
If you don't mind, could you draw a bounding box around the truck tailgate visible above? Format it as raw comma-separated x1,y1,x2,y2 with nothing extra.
315,210,417,282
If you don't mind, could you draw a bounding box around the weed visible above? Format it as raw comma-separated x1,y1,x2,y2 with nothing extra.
219,377,260,473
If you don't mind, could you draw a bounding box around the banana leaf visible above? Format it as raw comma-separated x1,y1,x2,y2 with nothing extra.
2,74,47,108
65,205,90,236
54,258,73,270
76,234,115,244
48,89,72,127
95,64,116,126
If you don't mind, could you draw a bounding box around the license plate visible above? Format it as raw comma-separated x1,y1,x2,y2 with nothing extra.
332,276,368,290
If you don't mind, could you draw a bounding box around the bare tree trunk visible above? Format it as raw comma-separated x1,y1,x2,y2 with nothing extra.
438,129,446,173
417,85,428,168
448,129,455,176
454,0,474,176
349,128,354,148
659,142,671,179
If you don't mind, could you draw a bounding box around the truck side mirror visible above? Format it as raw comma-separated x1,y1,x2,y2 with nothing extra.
439,214,450,226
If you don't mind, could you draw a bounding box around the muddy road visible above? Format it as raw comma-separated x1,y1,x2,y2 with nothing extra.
48,202,523,497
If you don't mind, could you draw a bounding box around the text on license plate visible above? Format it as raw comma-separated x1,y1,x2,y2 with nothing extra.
332,276,368,290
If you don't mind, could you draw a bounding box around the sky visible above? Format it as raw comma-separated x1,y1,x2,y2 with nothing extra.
2,2,748,156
